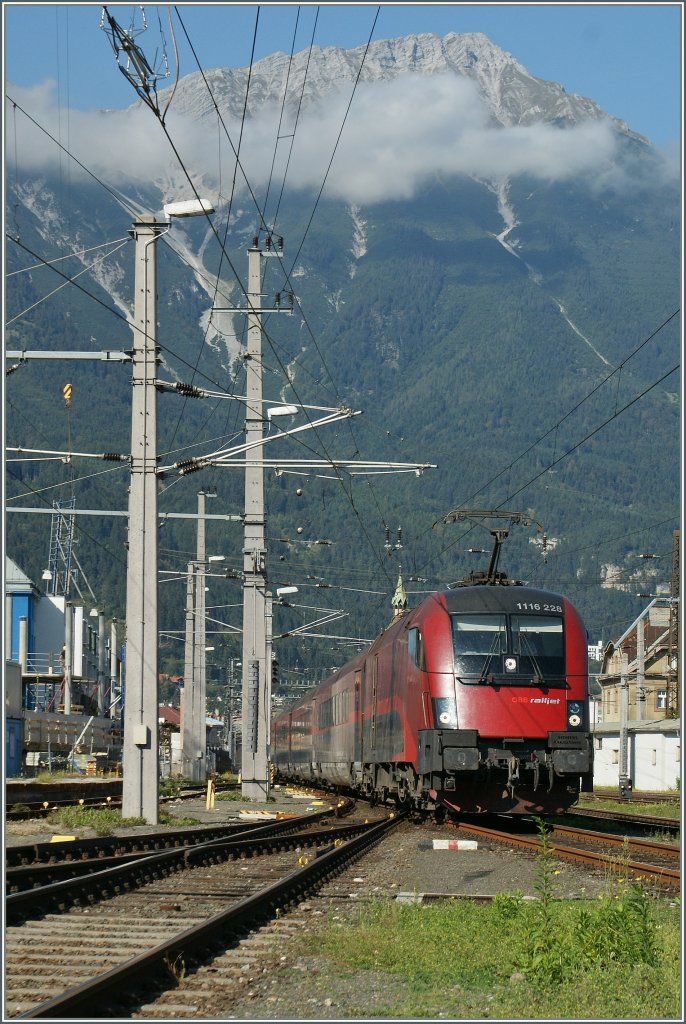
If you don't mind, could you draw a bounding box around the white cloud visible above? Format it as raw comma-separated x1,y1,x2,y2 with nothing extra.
7,72,628,204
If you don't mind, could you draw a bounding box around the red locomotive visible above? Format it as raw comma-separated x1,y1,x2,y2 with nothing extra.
272,523,593,816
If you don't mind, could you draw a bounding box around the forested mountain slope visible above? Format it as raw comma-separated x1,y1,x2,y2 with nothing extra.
5,32,680,680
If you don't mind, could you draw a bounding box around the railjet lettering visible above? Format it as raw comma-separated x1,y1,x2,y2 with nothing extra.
511,696,561,704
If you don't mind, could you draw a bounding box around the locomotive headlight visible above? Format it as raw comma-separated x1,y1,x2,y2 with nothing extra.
567,701,584,730
433,696,458,729
505,657,518,672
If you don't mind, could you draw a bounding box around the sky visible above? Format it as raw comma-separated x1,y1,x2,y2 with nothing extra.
3,2,682,149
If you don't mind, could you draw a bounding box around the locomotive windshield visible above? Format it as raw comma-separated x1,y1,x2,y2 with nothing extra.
451,612,565,683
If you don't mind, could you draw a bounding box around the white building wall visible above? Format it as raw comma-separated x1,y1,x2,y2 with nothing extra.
73,605,84,676
633,733,680,792
32,595,67,669
592,730,680,791
30,597,104,683
4,660,22,715
170,732,182,775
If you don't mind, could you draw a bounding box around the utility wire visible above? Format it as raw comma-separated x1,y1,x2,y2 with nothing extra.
6,96,140,217
417,372,680,579
413,312,680,571
156,5,395,580
6,240,128,326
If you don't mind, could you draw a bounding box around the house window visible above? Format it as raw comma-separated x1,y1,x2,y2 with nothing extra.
651,749,657,766
594,737,602,750
611,749,619,764
655,689,667,711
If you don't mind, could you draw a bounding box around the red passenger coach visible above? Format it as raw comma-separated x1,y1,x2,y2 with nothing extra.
272,573,593,816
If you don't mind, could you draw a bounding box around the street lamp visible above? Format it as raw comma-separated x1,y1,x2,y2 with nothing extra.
163,198,214,218
267,405,299,419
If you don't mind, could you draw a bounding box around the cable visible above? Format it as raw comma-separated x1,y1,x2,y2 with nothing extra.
6,96,140,218
159,8,395,582
6,240,128,326
412,313,680,573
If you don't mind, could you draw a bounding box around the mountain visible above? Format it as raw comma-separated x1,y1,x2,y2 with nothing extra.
162,31,646,141
4,32,680,684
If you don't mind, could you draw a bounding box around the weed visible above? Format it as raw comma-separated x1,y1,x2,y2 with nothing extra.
492,890,525,918
159,777,185,798
293,891,679,1018
46,806,145,836
159,811,201,826
164,953,186,983
33,770,80,783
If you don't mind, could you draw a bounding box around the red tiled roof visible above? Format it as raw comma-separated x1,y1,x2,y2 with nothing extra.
158,705,181,726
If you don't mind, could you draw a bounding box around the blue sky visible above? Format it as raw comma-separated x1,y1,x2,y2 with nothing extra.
3,2,682,147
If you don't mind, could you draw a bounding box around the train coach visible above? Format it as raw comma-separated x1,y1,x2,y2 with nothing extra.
271,571,593,816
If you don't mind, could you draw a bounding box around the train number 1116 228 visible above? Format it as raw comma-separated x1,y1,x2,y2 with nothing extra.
515,602,563,613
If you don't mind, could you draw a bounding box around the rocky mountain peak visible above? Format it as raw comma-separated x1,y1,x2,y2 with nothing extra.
159,30,642,141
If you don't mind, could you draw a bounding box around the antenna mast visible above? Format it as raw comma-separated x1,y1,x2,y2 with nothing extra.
46,498,77,597
666,528,680,717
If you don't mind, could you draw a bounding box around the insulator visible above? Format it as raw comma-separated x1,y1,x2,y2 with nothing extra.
103,452,125,462
275,292,281,306
177,459,200,475
288,291,294,307
265,235,272,249
175,382,203,398
278,236,284,250
252,236,259,248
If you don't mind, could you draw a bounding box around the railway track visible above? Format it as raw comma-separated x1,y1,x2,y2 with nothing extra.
456,819,680,892
5,800,356,911
568,805,680,834
5,785,211,821
6,803,399,1019
6,805,679,1020
580,792,680,806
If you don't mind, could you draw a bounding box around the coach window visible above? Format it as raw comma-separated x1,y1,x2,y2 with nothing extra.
407,627,426,670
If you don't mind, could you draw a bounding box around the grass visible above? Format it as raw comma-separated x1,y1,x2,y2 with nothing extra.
295,893,680,1019
46,806,201,835
292,820,681,1020
577,794,681,820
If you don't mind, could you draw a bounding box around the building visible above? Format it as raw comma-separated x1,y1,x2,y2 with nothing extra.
4,556,122,776
594,598,680,792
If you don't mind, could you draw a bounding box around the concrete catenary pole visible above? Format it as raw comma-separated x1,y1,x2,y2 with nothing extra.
109,619,118,710
636,613,645,722
122,214,164,823
241,239,270,799
97,611,107,717
182,561,197,779
193,488,211,780
63,601,73,715
618,650,632,800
